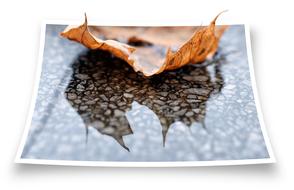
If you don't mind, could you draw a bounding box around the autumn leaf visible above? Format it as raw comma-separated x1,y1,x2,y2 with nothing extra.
60,12,228,76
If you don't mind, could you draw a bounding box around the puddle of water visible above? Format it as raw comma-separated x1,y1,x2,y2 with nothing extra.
20,25,269,161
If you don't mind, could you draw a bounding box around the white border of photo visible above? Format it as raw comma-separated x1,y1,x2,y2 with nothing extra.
14,19,275,167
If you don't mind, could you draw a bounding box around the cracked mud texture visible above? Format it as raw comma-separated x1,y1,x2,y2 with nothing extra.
21,24,269,161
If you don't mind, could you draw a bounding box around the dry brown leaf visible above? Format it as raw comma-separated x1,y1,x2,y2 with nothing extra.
61,12,228,76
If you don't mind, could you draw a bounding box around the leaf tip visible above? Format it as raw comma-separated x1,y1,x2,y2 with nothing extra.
84,12,88,25
211,10,228,25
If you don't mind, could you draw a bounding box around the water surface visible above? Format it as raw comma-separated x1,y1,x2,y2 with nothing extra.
21,25,269,161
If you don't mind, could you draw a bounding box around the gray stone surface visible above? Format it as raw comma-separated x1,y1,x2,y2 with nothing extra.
21,24,269,161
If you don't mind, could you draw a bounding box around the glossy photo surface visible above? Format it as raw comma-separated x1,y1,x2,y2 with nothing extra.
18,24,271,163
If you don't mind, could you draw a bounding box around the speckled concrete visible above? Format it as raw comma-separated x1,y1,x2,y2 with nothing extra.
21,24,269,162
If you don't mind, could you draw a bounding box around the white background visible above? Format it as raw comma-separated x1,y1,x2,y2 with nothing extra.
0,0,293,189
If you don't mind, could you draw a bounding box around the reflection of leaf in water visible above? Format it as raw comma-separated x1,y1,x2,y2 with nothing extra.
65,50,224,151
61,12,228,76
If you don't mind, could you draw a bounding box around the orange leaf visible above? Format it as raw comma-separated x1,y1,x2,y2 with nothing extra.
61,12,228,76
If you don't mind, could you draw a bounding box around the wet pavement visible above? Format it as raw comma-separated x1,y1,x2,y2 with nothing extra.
21,24,269,161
